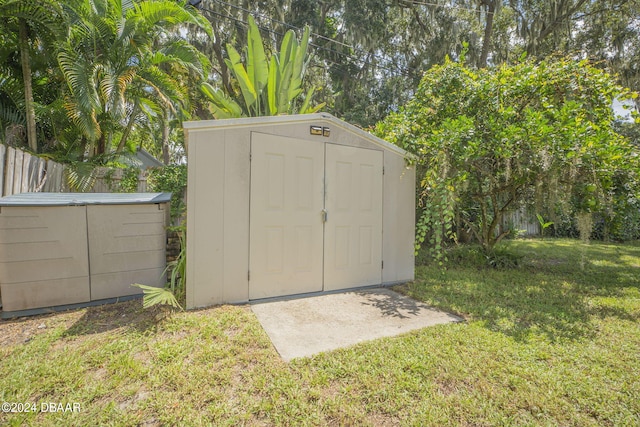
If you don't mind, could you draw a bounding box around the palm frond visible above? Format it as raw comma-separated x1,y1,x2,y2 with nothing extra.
155,40,210,77
65,160,98,192
0,0,67,39
131,0,212,39
131,283,182,310
137,65,187,111
0,102,26,126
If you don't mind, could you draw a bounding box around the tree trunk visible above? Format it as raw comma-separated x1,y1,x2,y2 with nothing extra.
116,103,140,153
212,33,232,95
161,116,170,165
97,134,106,155
478,0,496,68
19,20,38,153
79,136,88,161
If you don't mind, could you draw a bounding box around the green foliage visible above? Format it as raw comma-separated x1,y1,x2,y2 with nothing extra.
119,167,141,193
377,57,640,258
132,227,185,311
64,162,97,192
60,152,139,192
0,0,68,152
147,164,187,221
418,243,524,270
58,0,212,156
131,283,182,310
3,0,640,157
483,246,524,269
165,232,186,303
201,15,324,118
536,214,554,238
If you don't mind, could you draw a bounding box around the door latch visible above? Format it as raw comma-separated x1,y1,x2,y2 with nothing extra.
321,209,328,223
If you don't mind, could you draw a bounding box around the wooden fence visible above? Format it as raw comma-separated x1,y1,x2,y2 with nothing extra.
502,208,540,236
1,144,147,197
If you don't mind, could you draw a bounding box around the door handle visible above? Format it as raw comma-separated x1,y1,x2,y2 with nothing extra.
321,209,327,223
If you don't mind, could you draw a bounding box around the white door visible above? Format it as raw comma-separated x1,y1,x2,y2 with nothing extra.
249,133,325,299
324,144,383,291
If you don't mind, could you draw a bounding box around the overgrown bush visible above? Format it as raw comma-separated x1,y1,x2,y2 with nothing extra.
376,57,640,259
417,243,524,270
147,164,187,222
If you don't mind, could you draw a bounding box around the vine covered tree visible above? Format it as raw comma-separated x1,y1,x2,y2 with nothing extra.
376,57,640,255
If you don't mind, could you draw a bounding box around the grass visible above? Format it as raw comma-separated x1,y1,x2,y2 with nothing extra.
1,238,639,426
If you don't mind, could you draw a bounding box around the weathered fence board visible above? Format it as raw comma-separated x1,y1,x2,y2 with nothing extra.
502,208,540,236
52,162,63,192
35,158,46,191
4,147,15,196
28,157,36,191
43,159,55,192
20,152,31,194
1,143,150,196
12,148,23,195
0,146,69,195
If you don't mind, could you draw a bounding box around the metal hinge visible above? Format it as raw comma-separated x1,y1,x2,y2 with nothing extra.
382,166,385,175
381,260,384,269
248,270,250,281
249,152,252,161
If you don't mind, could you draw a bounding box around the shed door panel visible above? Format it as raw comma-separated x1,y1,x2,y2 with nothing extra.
324,145,383,291
249,133,325,299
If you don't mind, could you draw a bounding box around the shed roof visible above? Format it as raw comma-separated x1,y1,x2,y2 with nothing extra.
0,192,171,207
134,148,164,169
183,113,409,157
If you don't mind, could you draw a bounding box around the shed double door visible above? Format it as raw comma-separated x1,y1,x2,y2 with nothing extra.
249,132,383,300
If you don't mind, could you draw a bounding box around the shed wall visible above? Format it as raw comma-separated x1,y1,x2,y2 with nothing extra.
186,117,414,309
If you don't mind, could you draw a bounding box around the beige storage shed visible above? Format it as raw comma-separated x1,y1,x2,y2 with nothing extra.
0,192,170,318
184,113,415,309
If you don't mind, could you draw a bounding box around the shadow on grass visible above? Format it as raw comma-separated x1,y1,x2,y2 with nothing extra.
405,240,640,343
62,299,162,337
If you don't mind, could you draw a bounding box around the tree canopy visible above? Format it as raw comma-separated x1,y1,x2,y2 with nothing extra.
0,0,639,164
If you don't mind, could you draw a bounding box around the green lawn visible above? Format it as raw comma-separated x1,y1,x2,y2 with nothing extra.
1,239,639,426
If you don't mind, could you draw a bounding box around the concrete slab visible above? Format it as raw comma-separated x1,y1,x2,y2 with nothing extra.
250,288,462,361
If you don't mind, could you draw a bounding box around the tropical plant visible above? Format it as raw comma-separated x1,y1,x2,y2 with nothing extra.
0,0,66,152
201,15,324,118
131,283,183,310
536,214,554,239
132,230,185,310
58,0,212,157
377,57,640,256
55,150,140,192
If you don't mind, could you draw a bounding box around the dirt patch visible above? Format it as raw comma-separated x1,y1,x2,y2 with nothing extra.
0,309,83,347
436,377,471,396
0,300,158,347
366,413,401,426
